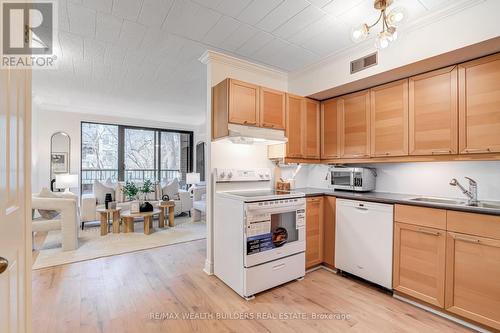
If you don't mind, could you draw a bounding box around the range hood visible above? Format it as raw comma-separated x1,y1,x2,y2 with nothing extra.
226,124,288,145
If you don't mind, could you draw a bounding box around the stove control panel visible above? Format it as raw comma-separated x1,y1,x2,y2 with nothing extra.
215,168,271,182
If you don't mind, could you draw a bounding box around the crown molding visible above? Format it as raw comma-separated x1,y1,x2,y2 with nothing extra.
199,50,288,80
289,0,486,79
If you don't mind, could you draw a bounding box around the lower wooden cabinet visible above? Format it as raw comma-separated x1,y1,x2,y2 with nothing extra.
445,232,500,330
393,222,446,307
306,196,323,269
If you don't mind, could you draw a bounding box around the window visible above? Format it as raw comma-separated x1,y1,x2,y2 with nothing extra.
81,122,193,194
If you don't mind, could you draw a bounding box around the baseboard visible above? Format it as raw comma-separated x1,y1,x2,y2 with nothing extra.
393,294,492,333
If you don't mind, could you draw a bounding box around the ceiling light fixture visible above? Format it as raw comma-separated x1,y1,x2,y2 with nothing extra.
351,0,405,49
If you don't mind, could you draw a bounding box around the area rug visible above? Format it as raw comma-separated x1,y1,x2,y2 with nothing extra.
32,215,206,270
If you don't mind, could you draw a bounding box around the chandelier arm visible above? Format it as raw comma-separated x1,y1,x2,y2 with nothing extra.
366,11,383,29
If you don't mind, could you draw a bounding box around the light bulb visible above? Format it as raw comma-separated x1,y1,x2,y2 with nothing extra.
351,24,369,43
387,7,406,26
375,32,390,49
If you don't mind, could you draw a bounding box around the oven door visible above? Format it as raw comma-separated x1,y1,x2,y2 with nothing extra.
331,169,354,190
245,203,305,268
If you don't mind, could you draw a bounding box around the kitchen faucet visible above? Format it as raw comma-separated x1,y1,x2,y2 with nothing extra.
449,177,478,206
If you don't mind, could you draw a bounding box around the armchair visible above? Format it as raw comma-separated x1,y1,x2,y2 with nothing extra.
32,194,79,251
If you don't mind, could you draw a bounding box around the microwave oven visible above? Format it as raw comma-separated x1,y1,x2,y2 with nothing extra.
330,167,376,192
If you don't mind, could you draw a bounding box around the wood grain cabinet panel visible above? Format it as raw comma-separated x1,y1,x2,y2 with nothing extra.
306,197,324,269
323,196,336,268
304,99,321,159
370,79,409,157
228,79,259,126
321,98,340,159
445,232,500,330
393,222,446,308
459,53,500,154
286,94,305,158
339,90,371,158
260,87,285,130
409,66,458,155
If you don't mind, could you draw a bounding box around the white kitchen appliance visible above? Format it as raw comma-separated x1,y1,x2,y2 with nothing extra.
335,199,393,289
214,168,306,300
330,167,376,192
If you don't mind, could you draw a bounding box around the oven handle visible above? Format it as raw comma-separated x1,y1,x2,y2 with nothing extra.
246,205,305,215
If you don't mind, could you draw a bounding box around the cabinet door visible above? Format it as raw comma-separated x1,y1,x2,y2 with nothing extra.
445,232,500,330
339,90,370,158
393,222,446,308
260,87,285,130
409,66,458,155
306,197,323,269
286,94,304,158
370,79,409,157
304,99,320,159
321,98,340,159
228,79,259,126
323,196,336,268
459,53,500,154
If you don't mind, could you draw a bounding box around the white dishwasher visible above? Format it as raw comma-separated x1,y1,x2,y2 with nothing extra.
335,199,394,289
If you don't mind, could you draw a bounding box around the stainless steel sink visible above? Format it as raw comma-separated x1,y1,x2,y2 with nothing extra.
408,197,500,210
409,197,466,205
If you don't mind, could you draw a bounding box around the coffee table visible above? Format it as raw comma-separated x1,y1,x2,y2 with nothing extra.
159,200,176,227
97,207,122,236
121,209,161,235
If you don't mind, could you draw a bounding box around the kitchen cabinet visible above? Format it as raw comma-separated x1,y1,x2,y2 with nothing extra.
323,196,336,268
304,99,321,159
370,79,409,157
393,222,446,307
458,53,500,154
409,66,458,155
286,94,304,158
445,231,500,330
306,196,323,269
339,90,371,158
260,87,285,130
321,98,340,159
228,79,260,126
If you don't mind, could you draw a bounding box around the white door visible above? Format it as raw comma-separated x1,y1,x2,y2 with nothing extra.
0,66,32,332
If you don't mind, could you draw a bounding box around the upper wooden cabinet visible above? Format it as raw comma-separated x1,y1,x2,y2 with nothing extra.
321,98,340,159
304,99,321,159
370,79,409,157
408,66,458,155
286,94,304,158
306,196,324,269
339,90,371,158
260,87,285,130
228,79,260,126
458,53,500,154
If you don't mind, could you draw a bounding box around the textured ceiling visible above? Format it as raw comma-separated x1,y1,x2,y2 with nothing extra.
33,0,462,125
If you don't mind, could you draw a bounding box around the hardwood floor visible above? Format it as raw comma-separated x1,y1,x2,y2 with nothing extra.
32,239,472,333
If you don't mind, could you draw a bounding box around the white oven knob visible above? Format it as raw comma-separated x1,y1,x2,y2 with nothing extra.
227,172,233,179
219,171,225,179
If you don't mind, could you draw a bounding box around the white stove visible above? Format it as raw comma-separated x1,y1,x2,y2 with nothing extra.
214,168,306,300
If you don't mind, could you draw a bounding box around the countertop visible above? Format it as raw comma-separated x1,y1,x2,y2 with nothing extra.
294,187,500,216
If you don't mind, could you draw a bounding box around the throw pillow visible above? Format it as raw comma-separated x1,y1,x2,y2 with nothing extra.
37,187,61,219
94,180,116,204
161,178,180,201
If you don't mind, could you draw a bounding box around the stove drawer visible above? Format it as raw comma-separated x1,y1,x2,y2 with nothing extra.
244,252,305,297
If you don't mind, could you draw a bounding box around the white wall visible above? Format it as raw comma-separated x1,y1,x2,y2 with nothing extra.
289,0,500,96
304,161,500,201
32,107,200,193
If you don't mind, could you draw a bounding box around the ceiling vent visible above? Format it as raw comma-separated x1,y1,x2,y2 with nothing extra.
350,52,378,74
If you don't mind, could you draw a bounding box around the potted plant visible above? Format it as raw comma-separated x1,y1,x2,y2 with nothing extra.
122,181,139,201
139,179,155,212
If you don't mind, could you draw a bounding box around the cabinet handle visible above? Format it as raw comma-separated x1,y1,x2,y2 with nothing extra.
464,148,491,153
374,152,391,156
431,150,451,154
453,235,481,243
243,121,256,125
416,228,440,236
348,154,368,158
262,123,275,128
